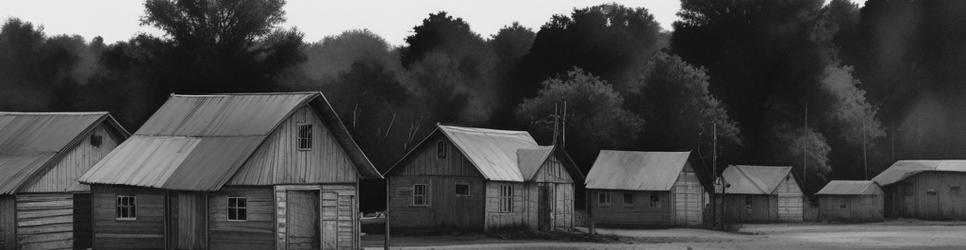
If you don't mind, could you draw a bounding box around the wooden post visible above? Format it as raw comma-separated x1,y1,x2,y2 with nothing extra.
586,189,595,234
384,178,391,250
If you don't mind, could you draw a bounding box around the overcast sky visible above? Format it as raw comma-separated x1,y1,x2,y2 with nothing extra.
0,0,864,46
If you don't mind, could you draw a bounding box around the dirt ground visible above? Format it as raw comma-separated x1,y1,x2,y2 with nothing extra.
362,219,966,249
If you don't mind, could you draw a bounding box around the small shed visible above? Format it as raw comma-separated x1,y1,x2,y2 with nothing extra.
0,112,128,250
585,151,707,228
873,160,966,220
720,165,803,223
78,92,382,250
815,180,883,222
384,124,583,232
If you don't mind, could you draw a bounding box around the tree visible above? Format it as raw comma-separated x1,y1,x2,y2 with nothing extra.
299,29,400,82
517,68,644,169
488,22,536,126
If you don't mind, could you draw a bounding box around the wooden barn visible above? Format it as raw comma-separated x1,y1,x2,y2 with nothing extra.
815,180,883,222
384,124,582,232
0,112,128,250
874,160,966,220
77,92,382,250
585,151,708,228
720,165,804,223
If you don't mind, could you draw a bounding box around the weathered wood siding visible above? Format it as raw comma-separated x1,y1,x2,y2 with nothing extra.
589,190,672,227
392,135,481,177
776,175,804,222
1,196,16,250
20,125,120,193
389,176,486,231
286,190,320,250
91,185,165,250
818,193,883,222
166,191,206,250
532,156,575,231
228,107,359,185
533,156,573,184
15,193,75,250
671,164,705,226
722,194,778,223
209,187,274,250
484,182,534,231
885,171,966,220
273,185,358,250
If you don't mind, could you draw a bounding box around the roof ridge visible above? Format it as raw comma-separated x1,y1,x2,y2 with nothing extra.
0,111,108,116
171,91,320,97
439,124,531,135
734,165,770,194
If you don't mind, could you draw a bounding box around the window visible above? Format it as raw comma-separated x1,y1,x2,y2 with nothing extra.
455,183,470,196
297,124,312,150
839,201,847,209
90,134,103,147
623,193,633,206
499,185,513,212
413,184,429,206
744,196,753,210
927,188,937,195
437,141,447,159
598,192,611,207
116,195,136,220
227,197,248,221
649,194,661,208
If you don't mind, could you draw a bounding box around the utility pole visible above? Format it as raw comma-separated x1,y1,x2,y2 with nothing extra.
712,122,719,229
562,101,567,147
863,116,868,179
803,103,808,189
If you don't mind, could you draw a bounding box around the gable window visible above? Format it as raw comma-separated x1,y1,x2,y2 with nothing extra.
499,184,514,212
598,192,611,207
297,124,313,150
623,193,633,206
413,184,429,206
437,141,447,159
227,197,248,221
839,200,847,209
116,195,136,220
649,194,661,208
744,196,753,209
455,183,470,196
90,134,103,147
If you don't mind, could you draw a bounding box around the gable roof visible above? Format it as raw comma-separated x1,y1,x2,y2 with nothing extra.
585,151,691,191
79,92,380,191
721,165,794,195
872,160,966,186
386,124,581,182
0,112,128,194
816,180,880,195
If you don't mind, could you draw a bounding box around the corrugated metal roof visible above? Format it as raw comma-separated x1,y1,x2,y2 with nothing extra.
0,112,124,194
518,146,554,180
585,151,691,191
721,165,794,195
439,125,538,182
872,160,966,186
816,180,880,195
80,92,381,191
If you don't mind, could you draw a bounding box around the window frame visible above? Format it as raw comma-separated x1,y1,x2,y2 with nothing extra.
455,183,470,197
499,184,514,213
90,134,103,147
623,192,634,206
648,194,661,209
436,140,447,159
412,184,430,207
839,200,847,209
598,192,611,207
297,123,313,151
115,194,136,221
227,196,248,222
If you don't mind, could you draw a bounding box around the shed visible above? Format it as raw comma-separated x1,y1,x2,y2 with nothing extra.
873,160,966,220
585,151,707,228
815,180,883,222
384,124,582,232
0,112,128,250
78,92,381,250
720,165,803,223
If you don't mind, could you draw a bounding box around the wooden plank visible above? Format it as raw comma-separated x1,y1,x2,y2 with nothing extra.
287,190,320,250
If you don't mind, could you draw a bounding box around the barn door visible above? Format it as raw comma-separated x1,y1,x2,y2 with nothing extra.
0,197,15,250
538,184,551,231
321,191,355,250
287,190,320,250
166,192,206,250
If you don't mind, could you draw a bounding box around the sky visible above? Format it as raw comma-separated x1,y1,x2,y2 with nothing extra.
0,0,864,46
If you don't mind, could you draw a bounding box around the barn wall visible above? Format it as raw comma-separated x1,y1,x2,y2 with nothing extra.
775,175,804,222
886,171,966,220
166,191,206,250
15,193,75,250
228,107,359,185
671,164,705,226
818,194,883,222
73,193,92,250
388,176,485,231
533,156,573,184
532,156,575,231
484,182,534,231
209,187,274,250
547,183,574,231
20,125,120,193
589,190,672,227
722,194,777,223
91,185,165,250
392,134,481,177
320,184,357,250
0,196,14,250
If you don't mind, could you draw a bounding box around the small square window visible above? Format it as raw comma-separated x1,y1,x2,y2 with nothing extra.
297,124,313,150
227,197,247,221
623,193,633,205
598,192,611,207
839,201,847,209
437,141,447,159
91,134,103,147
455,183,470,196
649,194,661,208
413,184,429,206
116,195,136,220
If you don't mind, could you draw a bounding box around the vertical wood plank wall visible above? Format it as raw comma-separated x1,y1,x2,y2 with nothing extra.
532,156,575,231
167,191,206,250
20,125,120,193
72,193,92,250
818,192,884,222
484,182,533,230
275,184,358,250
389,176,485,231
888,172,966,220
722,194,777,223
672,164,705,226
228,107,358,185
0,196,14,250
588,190,672,227
209,187,274,250
91,185,165,250
776,175,804,222
15,193,74,250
